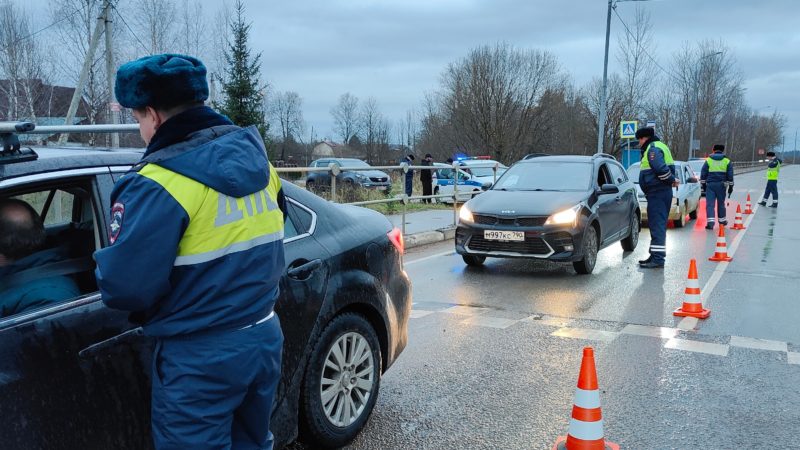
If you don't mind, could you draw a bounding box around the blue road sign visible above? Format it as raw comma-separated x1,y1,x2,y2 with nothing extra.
620,121,637,138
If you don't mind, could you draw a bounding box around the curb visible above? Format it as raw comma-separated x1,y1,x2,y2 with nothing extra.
405,227,456,249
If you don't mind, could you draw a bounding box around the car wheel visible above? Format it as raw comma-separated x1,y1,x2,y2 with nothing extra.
306,180,316,192
621,212,639,252
573,225,598,275
673,204,687,228
462,254,486,266
300,313,382,449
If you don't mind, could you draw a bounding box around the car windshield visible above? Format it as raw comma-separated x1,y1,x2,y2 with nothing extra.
687,160,704,172
463,165,506,178
493,162,592,191
627,164,640,183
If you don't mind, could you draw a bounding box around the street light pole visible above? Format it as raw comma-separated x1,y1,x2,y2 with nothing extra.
687,51,722,160
596,0,613,155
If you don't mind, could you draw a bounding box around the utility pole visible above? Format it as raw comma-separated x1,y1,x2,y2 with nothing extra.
596,0,613,154
794,128,797,164
59,1,109,145
104,1,119,147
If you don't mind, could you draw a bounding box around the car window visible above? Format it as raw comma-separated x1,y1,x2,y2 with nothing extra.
684,167,694,181
597,164,612,187
284,199,315,241
1,180,100,320
626,164,640,183
607,163,628,185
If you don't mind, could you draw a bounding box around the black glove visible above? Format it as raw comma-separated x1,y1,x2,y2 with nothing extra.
727,185,734,195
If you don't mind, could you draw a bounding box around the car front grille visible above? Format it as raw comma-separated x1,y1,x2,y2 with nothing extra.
370,177,388,183
467,235,551,255
472,214,548,227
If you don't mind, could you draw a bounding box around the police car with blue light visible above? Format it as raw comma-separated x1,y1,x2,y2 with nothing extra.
0,121,410,449
433,156,507,203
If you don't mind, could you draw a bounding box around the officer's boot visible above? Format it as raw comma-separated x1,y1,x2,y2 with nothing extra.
758,199,767,206
770,201,778,208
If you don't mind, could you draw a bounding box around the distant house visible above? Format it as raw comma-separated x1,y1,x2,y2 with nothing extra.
0,79,92,143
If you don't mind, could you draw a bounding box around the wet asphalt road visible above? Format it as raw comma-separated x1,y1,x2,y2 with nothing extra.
297,167,800,449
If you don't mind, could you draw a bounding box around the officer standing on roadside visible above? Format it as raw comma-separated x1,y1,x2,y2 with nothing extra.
402,154,415,197
636,127,678,269
758,151,782,208
94,54,285,450
701,144,734,229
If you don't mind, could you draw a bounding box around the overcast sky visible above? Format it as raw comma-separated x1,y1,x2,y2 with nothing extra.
241,0,798,149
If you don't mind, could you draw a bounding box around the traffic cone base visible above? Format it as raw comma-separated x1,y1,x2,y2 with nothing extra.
553,435,619,450
673,306,711,319
709,254,733,262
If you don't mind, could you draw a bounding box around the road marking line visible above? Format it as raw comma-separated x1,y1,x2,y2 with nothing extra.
664,338,729,356
410,310,435,319
621,324,679,338
788,352,800,365
441,305,489,316
551,327,619,343
461,316,519,329
677,204,760,330
405,250,455,265
729,336,788,352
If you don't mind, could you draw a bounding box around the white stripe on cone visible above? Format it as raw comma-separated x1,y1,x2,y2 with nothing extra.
573,388,601,409
568,418,605,441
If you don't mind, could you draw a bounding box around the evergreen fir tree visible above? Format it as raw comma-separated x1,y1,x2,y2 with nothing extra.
215,0,269,142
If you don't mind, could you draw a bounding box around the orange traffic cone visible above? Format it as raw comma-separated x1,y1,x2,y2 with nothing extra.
709,225,733,262
744,194,754,215
731,205,746,230
673,259,711,319
553,347,619,450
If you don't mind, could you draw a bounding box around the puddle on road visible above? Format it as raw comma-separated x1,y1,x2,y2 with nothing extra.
761,219,776,263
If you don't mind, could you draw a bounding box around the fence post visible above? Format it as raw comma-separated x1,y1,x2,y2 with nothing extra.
329,163,339,202
402,193,408,237
453,164,459,227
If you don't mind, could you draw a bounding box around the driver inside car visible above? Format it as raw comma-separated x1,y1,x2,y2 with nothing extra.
0,198,80,318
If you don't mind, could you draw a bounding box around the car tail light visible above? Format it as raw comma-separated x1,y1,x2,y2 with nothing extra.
387,228,404,254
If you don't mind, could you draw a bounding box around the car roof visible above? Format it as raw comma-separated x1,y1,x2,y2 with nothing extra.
1,146,143,181
516,155,599,164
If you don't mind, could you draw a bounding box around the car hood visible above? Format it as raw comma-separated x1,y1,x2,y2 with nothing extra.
353,169,390,179
467,189,589,216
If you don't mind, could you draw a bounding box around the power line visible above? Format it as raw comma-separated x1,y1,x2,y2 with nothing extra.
110,3,148,54
612,6,686,84
0,4,83,53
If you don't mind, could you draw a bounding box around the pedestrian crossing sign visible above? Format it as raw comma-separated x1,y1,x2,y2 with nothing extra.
620,121,637,138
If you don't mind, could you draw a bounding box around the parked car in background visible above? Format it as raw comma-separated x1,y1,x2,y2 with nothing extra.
306,158,392,193
626,161,702,228
433,162,488,203
457,157,508,187
687,159,707,196
455,154,640,274
0,144,410,449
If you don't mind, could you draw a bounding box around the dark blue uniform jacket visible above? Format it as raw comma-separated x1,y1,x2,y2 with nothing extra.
700,153,734,184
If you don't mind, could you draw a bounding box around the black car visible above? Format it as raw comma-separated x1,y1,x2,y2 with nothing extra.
0,145,410,449
455,154,640,274
306,158,392,192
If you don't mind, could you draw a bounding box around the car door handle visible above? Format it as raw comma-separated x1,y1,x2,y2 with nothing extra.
287,259,323,281
78,327,143,358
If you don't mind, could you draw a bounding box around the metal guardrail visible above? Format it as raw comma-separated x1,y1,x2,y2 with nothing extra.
275,162,503,236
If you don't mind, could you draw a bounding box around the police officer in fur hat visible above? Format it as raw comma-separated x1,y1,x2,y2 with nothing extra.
94,54,285,449
700,144,734,229
636,127,678,269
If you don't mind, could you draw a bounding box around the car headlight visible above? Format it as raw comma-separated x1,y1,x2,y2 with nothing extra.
355,173,367,180
545,205,580,226
459,205,474,223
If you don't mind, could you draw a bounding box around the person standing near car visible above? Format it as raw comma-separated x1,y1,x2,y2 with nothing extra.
402,154,415,197
420,153,434,203
635,127,678,269
700,144,734,229
93,54,285,450
758,151,782,208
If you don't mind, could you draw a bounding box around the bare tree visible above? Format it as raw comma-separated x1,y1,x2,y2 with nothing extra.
269,90,305,161
176,0,207,56
129,0,177,55
331,92,361,144
360,97,391,163
616,7,657,120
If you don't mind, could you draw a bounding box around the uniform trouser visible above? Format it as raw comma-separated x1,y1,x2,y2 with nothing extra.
405,173,413,197
762,180,779,203
646,189,673,264
151,315,284,450
705,182,727,224
421,178,432,202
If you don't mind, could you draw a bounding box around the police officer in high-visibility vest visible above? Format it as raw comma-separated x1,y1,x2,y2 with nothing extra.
94,54,285,449
636,127,679,269
758,151,782,208
700,144,734,229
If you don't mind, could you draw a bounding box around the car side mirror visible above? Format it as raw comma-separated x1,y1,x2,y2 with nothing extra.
599,184,619,194
687,176,699,183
